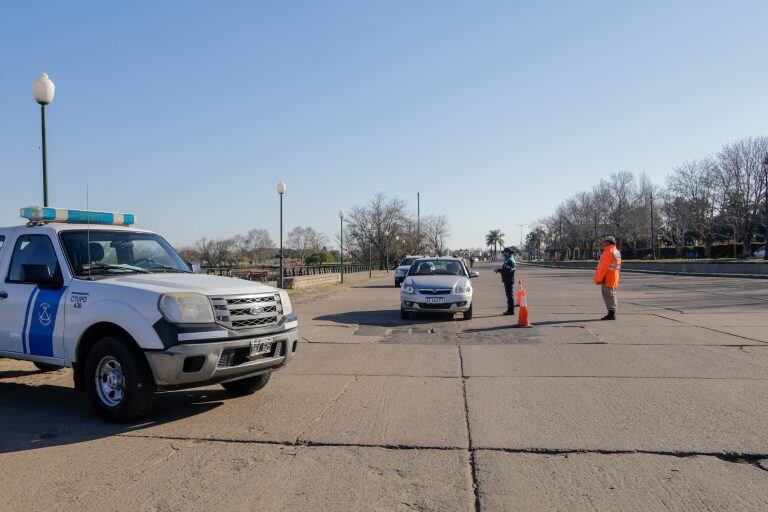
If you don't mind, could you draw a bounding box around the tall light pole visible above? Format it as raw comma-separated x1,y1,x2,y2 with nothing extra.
517,223,526,255
763,155,768,260
384,230,389,273
338,210,345,283
33,73,55,207
649,189,656,260
367,223,372,278
277,181,287,288
417,192,421,252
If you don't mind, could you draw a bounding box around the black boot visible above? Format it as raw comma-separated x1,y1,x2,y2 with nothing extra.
601,310,616,321
503,309,515,316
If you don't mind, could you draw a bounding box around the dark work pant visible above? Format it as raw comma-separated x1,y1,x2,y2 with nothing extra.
503,276,515,312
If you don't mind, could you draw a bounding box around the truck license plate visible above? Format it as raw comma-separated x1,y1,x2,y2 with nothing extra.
249,338,273,357
425,297,444,304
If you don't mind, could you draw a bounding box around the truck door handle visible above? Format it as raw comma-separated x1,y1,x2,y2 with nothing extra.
0,291,7,299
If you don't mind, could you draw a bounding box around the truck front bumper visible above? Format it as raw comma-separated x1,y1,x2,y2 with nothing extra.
144,328,299,389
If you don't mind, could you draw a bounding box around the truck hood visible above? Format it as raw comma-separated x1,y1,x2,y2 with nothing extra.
101,273,277,296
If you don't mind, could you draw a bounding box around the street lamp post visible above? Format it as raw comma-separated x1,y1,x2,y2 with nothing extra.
763,155,768,260
649,189,656,260
277,181,287,288
32,73,55,207
384,230,389,273
367,224,372,278
338,210,345,283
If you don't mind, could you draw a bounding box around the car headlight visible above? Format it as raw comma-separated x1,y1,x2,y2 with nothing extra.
159,293,215,324
402,283,415,294
396,269,406,276
279,290,293,315
455,283,472,294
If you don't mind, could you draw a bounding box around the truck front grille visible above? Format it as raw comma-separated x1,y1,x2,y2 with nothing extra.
210,293,283,330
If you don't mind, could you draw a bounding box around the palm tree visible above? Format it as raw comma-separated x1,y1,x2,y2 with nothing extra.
485,229,505,260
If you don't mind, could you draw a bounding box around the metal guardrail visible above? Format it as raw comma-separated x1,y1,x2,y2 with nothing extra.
203,263,369,281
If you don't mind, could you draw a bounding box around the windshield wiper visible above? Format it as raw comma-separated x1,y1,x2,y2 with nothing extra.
146,264,191,273
83,263,151,275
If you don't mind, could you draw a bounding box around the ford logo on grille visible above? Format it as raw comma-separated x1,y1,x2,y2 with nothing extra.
249,306,265,315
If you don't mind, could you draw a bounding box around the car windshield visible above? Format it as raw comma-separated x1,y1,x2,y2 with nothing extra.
400,258,415,266
61,230,190,278
409,259,466,277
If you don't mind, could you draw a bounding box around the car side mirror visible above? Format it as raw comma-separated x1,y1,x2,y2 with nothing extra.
469,271,479,278
21,264,63,289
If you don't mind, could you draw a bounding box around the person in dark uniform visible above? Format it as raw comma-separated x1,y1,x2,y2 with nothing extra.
495,247,516,315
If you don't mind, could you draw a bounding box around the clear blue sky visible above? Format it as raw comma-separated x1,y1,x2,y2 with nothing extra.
2,1,767,249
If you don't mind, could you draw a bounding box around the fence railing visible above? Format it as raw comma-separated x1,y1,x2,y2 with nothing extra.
203,263,369,281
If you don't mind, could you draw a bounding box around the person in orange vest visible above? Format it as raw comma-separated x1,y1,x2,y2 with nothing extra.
594,236,622,320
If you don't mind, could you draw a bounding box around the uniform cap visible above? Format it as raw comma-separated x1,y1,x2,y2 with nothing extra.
604,236,616,244
502,247,513,254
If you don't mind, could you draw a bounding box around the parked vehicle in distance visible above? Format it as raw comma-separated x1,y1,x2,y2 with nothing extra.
753,246,766,259
400,257,478,320
0,206,298,422
394,255,424,287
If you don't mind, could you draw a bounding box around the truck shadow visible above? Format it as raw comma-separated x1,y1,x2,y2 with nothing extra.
315,309,464,328
0,376,228,455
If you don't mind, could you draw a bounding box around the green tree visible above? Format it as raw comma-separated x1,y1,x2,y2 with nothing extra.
485,229,505,259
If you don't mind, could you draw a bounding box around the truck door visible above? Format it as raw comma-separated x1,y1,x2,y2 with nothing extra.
0,234,67,358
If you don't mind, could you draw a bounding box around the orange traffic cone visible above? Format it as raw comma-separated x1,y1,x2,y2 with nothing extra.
515,280,533,328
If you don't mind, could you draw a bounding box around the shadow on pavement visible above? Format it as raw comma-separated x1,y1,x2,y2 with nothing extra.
464,318,604,332
0,378,228,455
316,309,463,328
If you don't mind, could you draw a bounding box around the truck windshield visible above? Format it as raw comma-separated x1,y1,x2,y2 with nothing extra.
60,230,190,278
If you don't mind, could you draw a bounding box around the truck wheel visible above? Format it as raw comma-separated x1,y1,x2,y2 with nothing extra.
463,304,474,320
85,335,155,422
33,362,60,372
221,373,271,395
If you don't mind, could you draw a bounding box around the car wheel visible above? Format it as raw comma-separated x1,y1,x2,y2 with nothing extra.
85,335,155,422
33,362,60,372
463,304,474,320
394,279,401,287
400,308,410,320
221,373,271,395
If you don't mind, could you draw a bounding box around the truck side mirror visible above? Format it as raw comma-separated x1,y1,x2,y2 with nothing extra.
21,264,64,290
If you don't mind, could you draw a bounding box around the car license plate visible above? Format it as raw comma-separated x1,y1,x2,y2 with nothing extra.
249,338,273,357
425,297,444,304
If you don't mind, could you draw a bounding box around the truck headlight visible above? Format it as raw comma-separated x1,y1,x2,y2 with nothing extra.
279,290,293,315
159,293,215,324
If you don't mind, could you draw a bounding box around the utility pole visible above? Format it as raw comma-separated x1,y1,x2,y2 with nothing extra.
650,189,656,260
763,155,768,260
417,192,420,252
517,224,526,256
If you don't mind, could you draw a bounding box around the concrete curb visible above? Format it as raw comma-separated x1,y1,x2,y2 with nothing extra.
520,262,768,280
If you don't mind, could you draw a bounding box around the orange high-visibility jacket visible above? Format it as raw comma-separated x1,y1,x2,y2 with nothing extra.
594,245,622,288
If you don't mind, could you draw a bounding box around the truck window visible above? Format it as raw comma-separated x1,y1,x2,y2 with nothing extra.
7,235,61,283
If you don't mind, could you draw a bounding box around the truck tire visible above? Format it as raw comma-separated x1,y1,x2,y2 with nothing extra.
85,335,155,422
463,304,474,320
221,373,271,395
33,362,60,372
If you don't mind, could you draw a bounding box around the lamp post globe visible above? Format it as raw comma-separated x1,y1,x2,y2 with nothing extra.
33,73,55,207
33,73,55,105
277,180,287,288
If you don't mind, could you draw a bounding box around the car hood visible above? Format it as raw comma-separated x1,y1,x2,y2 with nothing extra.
100,273,277,296
405,275,466,290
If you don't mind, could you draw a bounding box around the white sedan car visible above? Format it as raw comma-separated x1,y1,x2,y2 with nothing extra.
400,257,479,320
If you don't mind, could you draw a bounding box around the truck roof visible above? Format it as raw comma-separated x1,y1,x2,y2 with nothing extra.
0,223,157,236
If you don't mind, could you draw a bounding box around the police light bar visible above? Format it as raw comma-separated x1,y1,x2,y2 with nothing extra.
20,206,136,226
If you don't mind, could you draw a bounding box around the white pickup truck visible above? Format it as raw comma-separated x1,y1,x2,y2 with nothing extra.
0,207,298,421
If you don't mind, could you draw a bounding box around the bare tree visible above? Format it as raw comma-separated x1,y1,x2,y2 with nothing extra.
423,214,450,256
286,226,328,261
245,228,275,263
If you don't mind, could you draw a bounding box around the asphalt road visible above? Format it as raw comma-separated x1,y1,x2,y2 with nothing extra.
1,263,767,511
